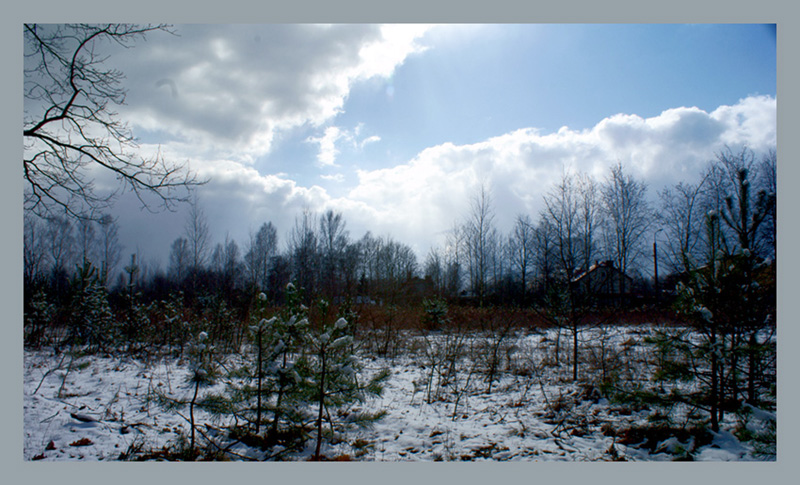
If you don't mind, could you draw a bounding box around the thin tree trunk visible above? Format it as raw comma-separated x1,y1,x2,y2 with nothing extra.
190,378,200,452
710,328,719,432
255,329,263,434
747,331,758,404
270,351,288,441
314,347,327,460
554,327,561,365
729,332,739,405
572,321,578,382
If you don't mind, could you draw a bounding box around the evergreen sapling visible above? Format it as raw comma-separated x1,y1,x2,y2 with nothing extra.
302,305,389,460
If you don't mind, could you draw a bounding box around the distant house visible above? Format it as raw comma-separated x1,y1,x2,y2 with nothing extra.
571,260,633,301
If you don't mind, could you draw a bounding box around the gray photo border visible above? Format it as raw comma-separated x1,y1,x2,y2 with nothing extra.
4,1,796,484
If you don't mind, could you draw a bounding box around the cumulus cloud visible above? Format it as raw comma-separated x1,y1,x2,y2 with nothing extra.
307,126,343,168
341,95,776,250
306,123,384,168
114,24,431,164
112,94,775,264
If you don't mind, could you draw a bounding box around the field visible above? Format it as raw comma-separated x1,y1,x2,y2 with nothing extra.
23,322,775,462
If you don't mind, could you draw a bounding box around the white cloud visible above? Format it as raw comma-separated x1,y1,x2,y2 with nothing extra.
710,95,777,150
308,126,343,168
341,95,777,251
360,135,382,148
321,173,345,183
307,124,384,168
357,24,431,79
116,24,432,164
111,95,776,264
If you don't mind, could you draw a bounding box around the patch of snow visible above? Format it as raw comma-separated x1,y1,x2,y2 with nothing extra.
23,325,769,462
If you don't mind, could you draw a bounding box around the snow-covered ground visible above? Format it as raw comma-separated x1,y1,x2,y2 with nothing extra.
23,325,773,462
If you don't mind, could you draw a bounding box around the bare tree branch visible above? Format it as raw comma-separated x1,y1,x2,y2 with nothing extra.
23,23,205,221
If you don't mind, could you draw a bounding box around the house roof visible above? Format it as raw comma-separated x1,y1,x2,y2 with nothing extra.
571,259,633,284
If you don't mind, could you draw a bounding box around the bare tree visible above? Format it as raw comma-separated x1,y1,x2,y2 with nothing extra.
658,178,708,275
444,223,465,297
424,246,445,297
43,216,75,301
601,163,652,293
169,237,190,284
374,236,418,303
356,231,380,294
96,214,122,286
532,218,556,295
463,184,496,305
341,242,362,297
289,209,319,299
223,237,240,282
245,222,278,291
24,216,49,288
44,216,74,276
422,231,463,300
542,172,581,279
507,214,535,301
319,210,349,298
488,229,507,297
211,243,225,274
23,23,202,220
576,172,602,273
539,172,586,380
535,170,609,380
213,233,241,295
184,195,211,274
75,218,97,267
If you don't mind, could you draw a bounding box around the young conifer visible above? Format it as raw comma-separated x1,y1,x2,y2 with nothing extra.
68,261,115,352
154,330,219,457
300,302,390,460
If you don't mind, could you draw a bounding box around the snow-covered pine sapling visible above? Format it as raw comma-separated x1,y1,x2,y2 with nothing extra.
267,284,310,443
669,208,773,432
154,330,219,457
239,289,308,440
121,289,153,354
67,261,115,352
250,292,272,435
305,316,389,460
249,312,270,435
185,331,217,453
194,289,298,453
223,284,311,449
24,290,55,349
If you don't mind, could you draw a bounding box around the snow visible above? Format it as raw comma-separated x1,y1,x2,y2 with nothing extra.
694,431,749,461
23,325,770,462
742,402,776,422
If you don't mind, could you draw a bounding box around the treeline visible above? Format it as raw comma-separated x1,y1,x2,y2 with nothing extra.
23,147,775,338
423,146,775,309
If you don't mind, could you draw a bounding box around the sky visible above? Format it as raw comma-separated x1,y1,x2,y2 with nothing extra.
41,23,777,270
